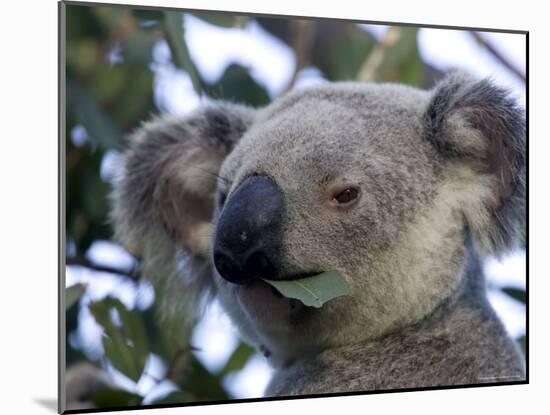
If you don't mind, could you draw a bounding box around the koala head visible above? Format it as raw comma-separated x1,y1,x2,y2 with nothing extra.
112,72,525,365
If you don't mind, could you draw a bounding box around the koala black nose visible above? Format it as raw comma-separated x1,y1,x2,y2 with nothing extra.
213,175,283,284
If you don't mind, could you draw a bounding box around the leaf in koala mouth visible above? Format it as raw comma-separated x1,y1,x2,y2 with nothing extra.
262,271,351,308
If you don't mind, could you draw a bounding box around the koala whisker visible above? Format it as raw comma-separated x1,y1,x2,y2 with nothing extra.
191,166,231,185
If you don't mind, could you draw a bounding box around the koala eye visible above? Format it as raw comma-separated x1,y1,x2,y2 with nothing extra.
332,187,360,205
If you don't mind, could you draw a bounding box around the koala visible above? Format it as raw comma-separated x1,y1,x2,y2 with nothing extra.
111,72,526,396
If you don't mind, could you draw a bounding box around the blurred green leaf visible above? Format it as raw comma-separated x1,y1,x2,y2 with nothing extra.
132,9,163,28
66,296,87,365
66,135,112,253
374,27,424,86
102,336,142,382
164,11,202,94
89,297,149,382
67,81,122,150
193,12,246,28
179,356,229,401
517,335,526,355
140,305,171,359
219,342,255,377
138,283,199,387
141,278,196,358
66,283,87,310
355,27,424,86
207,64,270,107
82,172,110,219
92,6,128,32
66,39,100,77
89,65,128,103
502,287,526,303
255,17,294,45
111,67,155,128
89,388,143,407
150,390,194,405
66,5,108,43
124,29,159,64
311,22,376,81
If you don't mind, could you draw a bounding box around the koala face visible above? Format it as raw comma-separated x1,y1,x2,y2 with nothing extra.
212,84,462,359
113,73,525,365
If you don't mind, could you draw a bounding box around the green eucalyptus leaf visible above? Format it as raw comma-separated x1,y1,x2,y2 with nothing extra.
193,12,246,28
88,65,128,103
219,342,255,376
110,66,154,127
150,390,194,405
502,287,526,303
263,271,351,308
316,24,375,81
89,388,143,407
179,356,229,401
132,9,163,28
360,27,424,86
124,29,158,64
517,335,526,356
66,283,87,310
206,63,270,107
102,336,142,382
66,5,107,43
67,81,122,150
89,297,149,382
163,11,202,94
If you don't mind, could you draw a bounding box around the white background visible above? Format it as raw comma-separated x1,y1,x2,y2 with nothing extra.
0,0,545,414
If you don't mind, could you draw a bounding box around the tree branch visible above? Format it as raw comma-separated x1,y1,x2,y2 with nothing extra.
66,257,140,282
471,31,526,83
285,20,315,93
357,27,402,82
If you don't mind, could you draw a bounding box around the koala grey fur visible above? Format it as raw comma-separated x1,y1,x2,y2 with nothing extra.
111,72,525,396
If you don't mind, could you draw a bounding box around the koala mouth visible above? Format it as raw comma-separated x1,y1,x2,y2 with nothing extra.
244,272,319,305
241,280,304,313
246,271,321,299
236,271,324,326
268,283,284,298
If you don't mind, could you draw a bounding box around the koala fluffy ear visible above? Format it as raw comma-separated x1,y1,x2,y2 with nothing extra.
423,72,526,255
110,102,256,318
